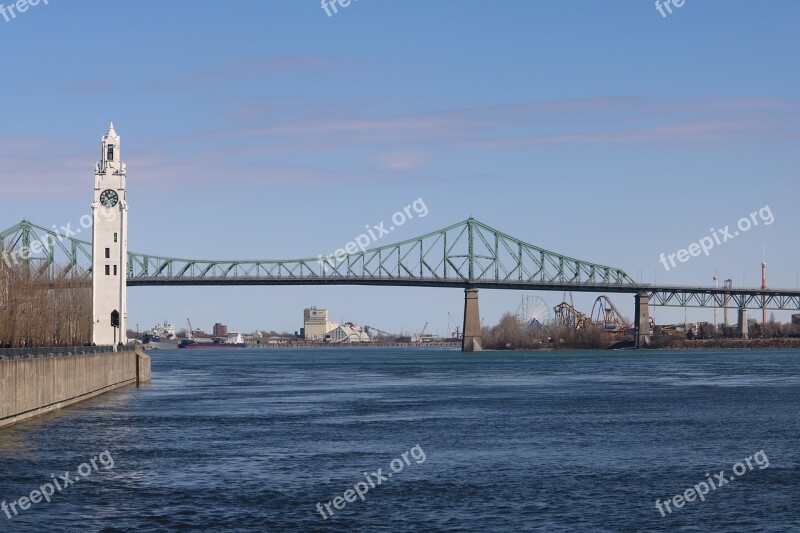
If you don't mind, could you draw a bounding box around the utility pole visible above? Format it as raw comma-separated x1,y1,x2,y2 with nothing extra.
713,270,719,333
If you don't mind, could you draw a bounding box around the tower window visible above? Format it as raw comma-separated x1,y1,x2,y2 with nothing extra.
107,144,114,161
105,265,110,276
113,265,118,276
113,233,118,243
105,248,110,259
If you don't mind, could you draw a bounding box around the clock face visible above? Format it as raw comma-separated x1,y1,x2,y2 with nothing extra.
100,189,119,208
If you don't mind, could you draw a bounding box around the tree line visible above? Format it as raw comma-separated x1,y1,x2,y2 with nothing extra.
482,313,614,350
0,261,91,348
482,312,800,351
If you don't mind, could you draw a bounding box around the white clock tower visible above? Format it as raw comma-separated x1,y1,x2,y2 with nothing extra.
92,123,128,346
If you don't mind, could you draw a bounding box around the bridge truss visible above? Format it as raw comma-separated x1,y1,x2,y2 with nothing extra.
3,218,800,311
1,218,634,287
0,220,92,279
125,218,635,287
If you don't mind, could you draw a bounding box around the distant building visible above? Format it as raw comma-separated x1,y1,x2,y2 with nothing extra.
213,323,228,337
411,333,440,343
304,307,339,341
329,323,371,343
793,314,800,325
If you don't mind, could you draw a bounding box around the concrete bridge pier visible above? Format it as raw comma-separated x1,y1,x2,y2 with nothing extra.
738,308,749,339
462,288,482,352
634,293,650,349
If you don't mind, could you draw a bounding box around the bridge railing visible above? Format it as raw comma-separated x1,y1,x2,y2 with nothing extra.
0,345,123,360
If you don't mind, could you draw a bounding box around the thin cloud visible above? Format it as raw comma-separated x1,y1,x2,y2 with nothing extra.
1,97,796,197
138,55,337,93
371,152,431,171
171,97,799,149
68,79,118,94
467,116,797,147
194,55,334,82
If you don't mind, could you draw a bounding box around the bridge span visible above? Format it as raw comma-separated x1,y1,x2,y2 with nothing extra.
3,218,800,350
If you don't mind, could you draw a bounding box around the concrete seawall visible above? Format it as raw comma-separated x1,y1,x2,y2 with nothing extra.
0,348,151,428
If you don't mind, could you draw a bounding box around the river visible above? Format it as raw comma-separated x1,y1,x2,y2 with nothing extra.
1,348,798,531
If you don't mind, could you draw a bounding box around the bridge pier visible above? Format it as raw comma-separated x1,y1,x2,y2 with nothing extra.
738,308,749,339
634,293,650,349
462,289,482,352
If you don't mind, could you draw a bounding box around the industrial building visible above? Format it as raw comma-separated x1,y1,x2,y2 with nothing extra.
303,307,339,341
329,323,371,343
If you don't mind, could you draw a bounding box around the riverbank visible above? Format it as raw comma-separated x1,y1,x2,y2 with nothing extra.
0,347,151,428
649,337,800,350
477,337,800,351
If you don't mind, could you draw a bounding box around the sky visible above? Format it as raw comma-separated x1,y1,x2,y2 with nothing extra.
1,0,798,336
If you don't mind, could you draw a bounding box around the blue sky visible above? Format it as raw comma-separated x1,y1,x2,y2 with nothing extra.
1,1,798,335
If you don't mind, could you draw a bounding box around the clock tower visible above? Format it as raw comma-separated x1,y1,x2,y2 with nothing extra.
92,123,128,346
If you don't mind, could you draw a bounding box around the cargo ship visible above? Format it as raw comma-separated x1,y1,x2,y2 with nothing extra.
179,332,246,349
142,322,180,350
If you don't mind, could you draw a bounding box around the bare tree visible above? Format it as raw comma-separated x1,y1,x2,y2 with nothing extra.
0,257,91,348
481,313,614,350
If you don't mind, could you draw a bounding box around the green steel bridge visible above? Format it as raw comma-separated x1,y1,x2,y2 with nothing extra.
2,218,800,312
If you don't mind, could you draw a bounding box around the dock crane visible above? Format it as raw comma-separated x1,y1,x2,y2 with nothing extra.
187,318,194,340
411,322,429,343
447,312,461,339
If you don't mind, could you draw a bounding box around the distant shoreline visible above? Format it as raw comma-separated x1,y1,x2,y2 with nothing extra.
647,337,800,351
142,338,800,352
490,338,800,351
142,340,463,351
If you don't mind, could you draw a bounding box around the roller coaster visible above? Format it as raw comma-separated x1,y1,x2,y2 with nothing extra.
590,295,631,332
553,295,632,335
